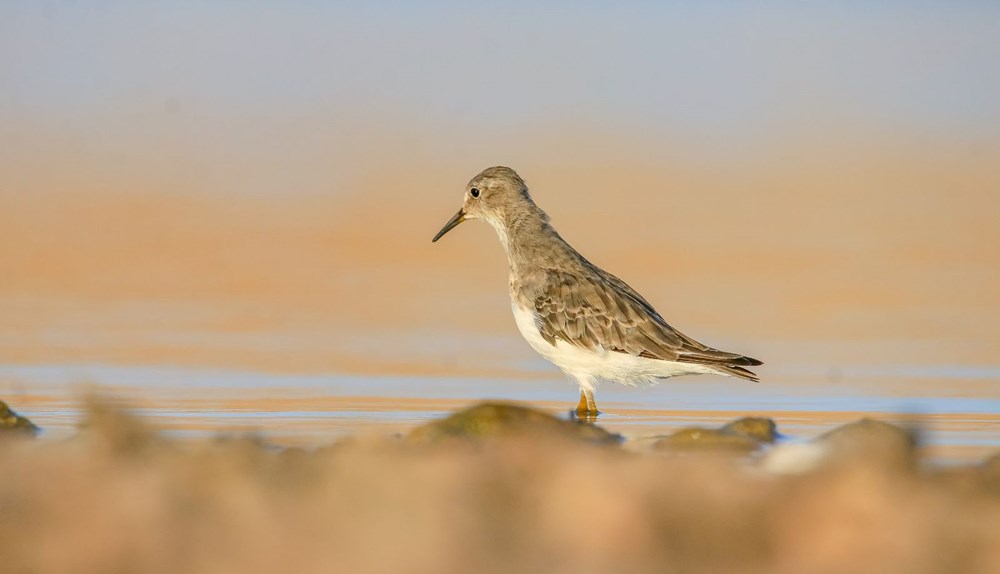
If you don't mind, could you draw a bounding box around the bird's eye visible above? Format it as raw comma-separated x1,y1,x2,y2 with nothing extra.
470,188,480,198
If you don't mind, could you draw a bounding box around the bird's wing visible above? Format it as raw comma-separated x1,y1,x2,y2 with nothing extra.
531,269,762,373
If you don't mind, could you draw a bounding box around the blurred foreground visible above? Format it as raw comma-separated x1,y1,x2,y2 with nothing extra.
2,399,999,574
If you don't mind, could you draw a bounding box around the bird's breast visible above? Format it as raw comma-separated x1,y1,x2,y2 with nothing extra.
510,302,607,376
510,302,553,357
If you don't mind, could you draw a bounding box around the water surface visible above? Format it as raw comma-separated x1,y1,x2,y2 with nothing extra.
3,362,996,464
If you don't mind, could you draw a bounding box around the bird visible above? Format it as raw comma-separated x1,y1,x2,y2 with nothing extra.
432,166,761,419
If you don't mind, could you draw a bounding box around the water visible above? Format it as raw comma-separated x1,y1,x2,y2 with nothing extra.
3,362,997,464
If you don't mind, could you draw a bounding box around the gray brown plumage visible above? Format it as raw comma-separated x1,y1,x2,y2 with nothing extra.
526,267,762,380
433,166,761,417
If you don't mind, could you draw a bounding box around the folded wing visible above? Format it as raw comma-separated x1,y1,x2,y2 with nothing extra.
531,269,762,381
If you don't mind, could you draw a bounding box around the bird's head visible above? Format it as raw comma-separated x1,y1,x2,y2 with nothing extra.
432,166,537,243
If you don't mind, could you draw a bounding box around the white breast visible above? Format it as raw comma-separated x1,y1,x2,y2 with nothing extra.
510,303,715,389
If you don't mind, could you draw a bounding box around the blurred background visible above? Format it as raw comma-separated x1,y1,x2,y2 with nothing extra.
1,2,998,448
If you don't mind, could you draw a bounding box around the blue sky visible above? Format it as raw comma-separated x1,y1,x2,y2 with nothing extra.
2,2,999,195
4,2,998,131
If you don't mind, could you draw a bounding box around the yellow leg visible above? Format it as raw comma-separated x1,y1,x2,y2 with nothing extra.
574,389,599,420
585,390,598,415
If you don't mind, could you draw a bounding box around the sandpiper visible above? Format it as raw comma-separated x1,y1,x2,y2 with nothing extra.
432,166,762,418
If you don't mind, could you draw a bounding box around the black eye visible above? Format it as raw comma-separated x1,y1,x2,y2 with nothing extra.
470,188,480,198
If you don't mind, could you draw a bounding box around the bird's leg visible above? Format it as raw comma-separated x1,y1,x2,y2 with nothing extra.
584,390,598,416
575,390,589,416
574,389,600,421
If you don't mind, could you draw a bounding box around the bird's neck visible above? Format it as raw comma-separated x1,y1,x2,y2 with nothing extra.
491,206,574,274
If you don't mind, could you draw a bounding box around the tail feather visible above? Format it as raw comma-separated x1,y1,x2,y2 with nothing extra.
707,364,760,382
676,350,763,382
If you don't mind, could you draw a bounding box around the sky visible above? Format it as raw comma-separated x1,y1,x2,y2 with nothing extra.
2,1,1000,195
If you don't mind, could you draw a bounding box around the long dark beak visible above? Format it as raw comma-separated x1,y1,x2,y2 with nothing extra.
432,208,466,242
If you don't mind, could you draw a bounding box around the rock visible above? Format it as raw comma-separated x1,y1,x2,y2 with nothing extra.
78,397,160,456
761,418,916,474
407,402,621,446
818,418,916,469
981,451,1000,494
722,417,778,443
983,451,1000,472
653,416,779,454
0,400,39,436
653,427,760,453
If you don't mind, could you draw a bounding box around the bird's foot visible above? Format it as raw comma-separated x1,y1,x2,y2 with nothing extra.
573,390,600,423
571,408,600,424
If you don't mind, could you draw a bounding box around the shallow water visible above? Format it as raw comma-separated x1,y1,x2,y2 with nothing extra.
3,362,997,464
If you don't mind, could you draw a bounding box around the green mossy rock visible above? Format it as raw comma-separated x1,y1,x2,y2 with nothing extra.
653,416,779,453
0,400,39,436
653,427,760,453
407,402,621,446
722,417,778,443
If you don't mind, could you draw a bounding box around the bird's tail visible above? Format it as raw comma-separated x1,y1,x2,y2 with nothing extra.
707,363,761,382
676,351,763,382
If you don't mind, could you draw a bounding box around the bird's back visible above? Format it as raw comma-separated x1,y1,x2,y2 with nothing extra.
509,228,762,382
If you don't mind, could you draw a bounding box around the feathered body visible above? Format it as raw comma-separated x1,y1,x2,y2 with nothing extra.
433,166,761,416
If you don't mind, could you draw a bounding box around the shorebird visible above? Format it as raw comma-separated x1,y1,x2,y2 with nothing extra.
432,166,761,418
